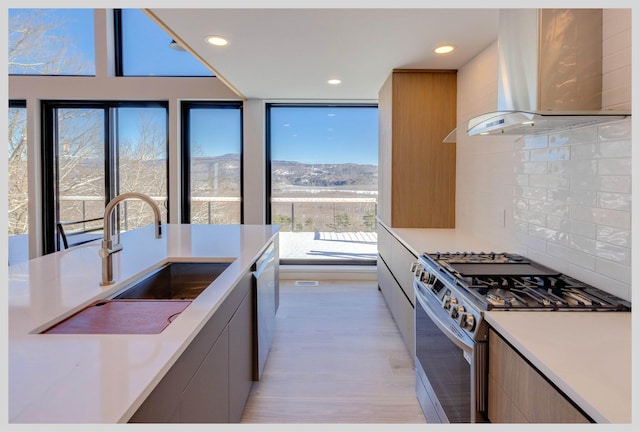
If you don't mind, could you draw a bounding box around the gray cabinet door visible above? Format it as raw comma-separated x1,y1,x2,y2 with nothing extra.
128,268,256,423
181,327,230,423
229,290,254,422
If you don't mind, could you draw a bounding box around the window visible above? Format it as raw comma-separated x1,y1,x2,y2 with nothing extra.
181,102,243,224
8,101,28,265
267,104,378,264
116,9,214,77
8,9,95,76
42,101,169,254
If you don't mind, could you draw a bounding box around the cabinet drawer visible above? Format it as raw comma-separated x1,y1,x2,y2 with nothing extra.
377,255,414,357
390,238,416,305
377,224,393,262
488,329,589,423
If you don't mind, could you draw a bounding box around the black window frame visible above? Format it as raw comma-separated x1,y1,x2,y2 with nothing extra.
114,9,214,78
41,100,170,254
180,100,244,224
9,100,27,109
266,102,379,266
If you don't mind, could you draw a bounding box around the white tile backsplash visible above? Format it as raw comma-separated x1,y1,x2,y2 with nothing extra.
596,226,631,247
595,258,632,285
597,192,631,211
599,175,632,193
455,17,632,301
598,158,632,176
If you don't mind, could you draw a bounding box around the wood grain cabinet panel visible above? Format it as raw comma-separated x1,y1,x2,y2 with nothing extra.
378,69,457,228
488,329,590,423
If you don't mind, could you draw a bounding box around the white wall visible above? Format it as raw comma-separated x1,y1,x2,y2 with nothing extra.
455,10,632,301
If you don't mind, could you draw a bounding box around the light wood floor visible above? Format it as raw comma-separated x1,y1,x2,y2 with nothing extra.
240,279,426,423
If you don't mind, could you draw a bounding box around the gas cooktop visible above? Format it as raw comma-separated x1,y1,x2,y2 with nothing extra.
421,252,631,311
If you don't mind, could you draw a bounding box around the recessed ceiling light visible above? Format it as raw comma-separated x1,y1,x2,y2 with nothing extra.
205,35,229,46
328,78,342,85
434,45,455,54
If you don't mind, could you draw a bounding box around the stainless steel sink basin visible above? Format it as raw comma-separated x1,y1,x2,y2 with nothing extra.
40,261,234,334
112,261,233,300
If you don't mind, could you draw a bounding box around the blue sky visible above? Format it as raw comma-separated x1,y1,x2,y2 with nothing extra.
270,106,378,165
9,8,378,166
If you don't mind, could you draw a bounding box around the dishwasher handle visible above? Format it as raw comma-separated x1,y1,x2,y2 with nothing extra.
253,243,275,278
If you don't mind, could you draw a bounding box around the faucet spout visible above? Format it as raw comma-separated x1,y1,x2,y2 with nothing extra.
99,192,162,286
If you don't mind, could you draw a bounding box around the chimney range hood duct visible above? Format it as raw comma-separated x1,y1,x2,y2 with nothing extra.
446,9,630,142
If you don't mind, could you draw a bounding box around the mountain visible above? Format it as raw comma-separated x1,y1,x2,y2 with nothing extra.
271,160,378,190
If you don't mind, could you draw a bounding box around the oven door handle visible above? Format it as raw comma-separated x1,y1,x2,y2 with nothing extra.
414,279,474,354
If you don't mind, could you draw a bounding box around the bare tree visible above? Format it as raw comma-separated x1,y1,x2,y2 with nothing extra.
56,109,106,223
8,10,170,245
9,9,92,75
8,9,94,241
117,111,168,228
7,107,28,235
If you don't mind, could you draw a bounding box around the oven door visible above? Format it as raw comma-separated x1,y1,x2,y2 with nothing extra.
414,279,475,423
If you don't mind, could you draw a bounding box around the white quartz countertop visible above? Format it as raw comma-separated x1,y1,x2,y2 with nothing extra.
8,223,279,423
485,311,631,423
377,219,502,256
379,220,632,424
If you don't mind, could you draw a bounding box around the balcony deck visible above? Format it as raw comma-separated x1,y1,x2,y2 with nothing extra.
278,231,377,262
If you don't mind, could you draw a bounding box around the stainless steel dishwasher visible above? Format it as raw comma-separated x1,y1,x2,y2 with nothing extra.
252,242,277,380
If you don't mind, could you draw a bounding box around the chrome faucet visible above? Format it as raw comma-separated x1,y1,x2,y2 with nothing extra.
99,192,162,285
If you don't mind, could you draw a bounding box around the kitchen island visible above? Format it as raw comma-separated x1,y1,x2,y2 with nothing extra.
380,223,631,423
8,223,279,423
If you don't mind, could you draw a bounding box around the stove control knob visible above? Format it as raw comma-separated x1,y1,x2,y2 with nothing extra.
442,295,451,310
449,297,458,311
410,262,419,273
414,268,423,280
461,314,476,331
452,304,465,319
421,271,435,286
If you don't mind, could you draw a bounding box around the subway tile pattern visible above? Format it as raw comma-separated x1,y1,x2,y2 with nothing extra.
511,119,632,289
455,13,631,301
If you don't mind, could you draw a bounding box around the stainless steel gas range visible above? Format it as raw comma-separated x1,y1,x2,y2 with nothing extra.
412,251,631,423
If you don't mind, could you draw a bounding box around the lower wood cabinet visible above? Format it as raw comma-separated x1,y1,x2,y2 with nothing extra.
129,271,253,423
488,328,590,423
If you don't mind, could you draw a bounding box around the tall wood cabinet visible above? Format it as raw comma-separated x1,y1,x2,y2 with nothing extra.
378,69,457,228
377,70,456,359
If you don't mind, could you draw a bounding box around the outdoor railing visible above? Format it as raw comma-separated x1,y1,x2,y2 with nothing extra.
271,196,377,232
9,195,378,265
58,195,168,231
55,195,377,232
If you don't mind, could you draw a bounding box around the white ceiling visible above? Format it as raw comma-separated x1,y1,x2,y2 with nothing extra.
150,8,499,100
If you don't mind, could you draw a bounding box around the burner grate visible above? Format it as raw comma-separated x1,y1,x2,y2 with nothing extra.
422,251,630,312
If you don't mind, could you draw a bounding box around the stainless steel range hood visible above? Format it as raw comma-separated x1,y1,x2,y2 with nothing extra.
447,9,630,142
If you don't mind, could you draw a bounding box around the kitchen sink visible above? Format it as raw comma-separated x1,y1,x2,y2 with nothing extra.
112,261,234,300
40,260,234,334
